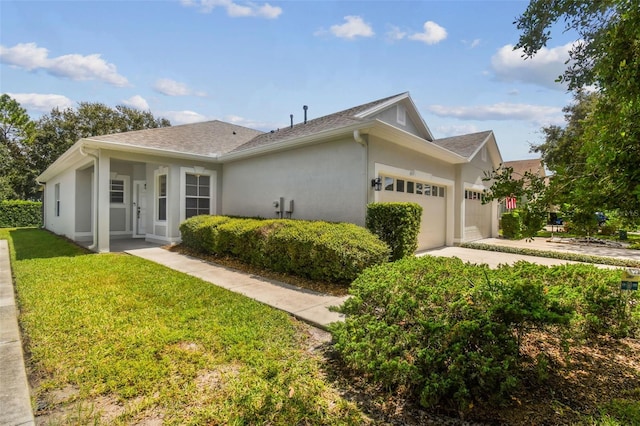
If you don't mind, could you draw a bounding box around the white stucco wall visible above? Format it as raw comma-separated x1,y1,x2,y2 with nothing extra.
222,138,367,225
43,162,86,240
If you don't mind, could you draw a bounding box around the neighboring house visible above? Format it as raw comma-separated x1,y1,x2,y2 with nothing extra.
500,158,547,213
502,158,546,181
37,92,503,252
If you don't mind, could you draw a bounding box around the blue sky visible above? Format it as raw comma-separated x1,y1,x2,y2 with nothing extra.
1,0,578,161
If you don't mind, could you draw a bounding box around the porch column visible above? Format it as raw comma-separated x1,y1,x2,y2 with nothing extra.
96,151,110,252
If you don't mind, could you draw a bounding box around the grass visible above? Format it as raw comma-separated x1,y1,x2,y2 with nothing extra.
3,227,638,425
2,228,365,425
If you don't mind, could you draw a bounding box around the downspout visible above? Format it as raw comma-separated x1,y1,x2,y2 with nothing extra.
35,180,45,229
354,129,369,224
80,144,99,251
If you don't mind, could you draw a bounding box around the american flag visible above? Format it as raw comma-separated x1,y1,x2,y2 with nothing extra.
505,197,517,210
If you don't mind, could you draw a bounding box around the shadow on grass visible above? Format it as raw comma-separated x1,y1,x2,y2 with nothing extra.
9,228,91,260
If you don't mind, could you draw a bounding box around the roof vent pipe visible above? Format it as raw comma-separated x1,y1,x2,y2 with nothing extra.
290,114,293,129
303,105,308,124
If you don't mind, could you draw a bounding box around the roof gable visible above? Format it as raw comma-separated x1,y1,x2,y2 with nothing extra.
431,130,493,159
230,92,432,154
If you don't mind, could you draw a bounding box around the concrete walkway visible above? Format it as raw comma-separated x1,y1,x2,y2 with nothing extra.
0,240,34,426
126,247,348,330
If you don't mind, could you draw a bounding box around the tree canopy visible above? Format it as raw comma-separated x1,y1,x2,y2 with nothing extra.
0,96,171,200
484,0,640,232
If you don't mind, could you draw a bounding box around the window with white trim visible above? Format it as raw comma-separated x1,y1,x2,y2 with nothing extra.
185,173,210,219
110,179,125,204
54,183,60,216
157,174,167,221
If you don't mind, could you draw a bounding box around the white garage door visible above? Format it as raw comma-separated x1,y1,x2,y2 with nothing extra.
464,189,492,241
379,175,446,250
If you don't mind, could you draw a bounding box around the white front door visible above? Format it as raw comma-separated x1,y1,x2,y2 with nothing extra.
133,180,147,237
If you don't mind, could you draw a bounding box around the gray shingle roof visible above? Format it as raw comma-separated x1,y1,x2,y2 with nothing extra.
431,130,493,159
87,120,264,157
230,93,407,153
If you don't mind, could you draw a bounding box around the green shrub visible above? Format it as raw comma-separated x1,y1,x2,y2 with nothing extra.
331,257,639,414
331,256,571,413
179,216,389,284
599,222,618,236
179,215,231,252
366,202,422,260
501,211,522,239
0,200,42,227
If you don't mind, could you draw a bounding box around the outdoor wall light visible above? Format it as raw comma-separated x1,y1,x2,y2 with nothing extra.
371,177,382,191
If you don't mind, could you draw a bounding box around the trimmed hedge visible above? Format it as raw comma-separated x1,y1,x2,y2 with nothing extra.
0,200,42,227
501,211,522,239
366,202,422,260
179,216,390,284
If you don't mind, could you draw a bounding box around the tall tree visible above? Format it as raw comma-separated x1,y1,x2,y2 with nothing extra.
515,0,640,221
0,94,36,200
31,102,171,175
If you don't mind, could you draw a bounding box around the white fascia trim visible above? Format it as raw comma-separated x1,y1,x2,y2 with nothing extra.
466,131,502,168
219,122,374,162
84,138,220,162
354,92,409,118
368,120,467,164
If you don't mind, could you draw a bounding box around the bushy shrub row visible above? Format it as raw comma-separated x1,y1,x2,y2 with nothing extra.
0,200,42,227
179,215,390,283
331,256,639,413
366,202,422,260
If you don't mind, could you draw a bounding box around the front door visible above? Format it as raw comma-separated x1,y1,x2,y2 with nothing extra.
133,180,147,237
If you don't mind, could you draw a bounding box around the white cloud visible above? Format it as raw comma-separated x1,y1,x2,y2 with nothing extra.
434,124,481,138
122,95,149,110
161,110,208,125
181,0,282,19
465,38,481,49
329,16,374,40
153,78,206,97
154,78,190,96
8,93,74,112
491,42,574,90
385,25,407,41
427,103,564,126
0,42,129,87
408,21,447,45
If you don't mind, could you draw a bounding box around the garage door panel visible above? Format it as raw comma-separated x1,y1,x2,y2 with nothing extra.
464,190,492,241
379,176,446,250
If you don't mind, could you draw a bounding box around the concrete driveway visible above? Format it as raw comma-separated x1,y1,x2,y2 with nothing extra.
419,237,637,269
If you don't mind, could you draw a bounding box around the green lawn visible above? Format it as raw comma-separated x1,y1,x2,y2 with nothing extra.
2,228,364,425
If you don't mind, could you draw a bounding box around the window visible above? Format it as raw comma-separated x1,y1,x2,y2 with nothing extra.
54,183,60,217
424,185,431,196
439,186,445,197
432,185,438,196
110,179,125,203
157,174,167,221
416,183,423,195
406,181,414,194
384,176,394,191
396,179,405,192
185,173,210,219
